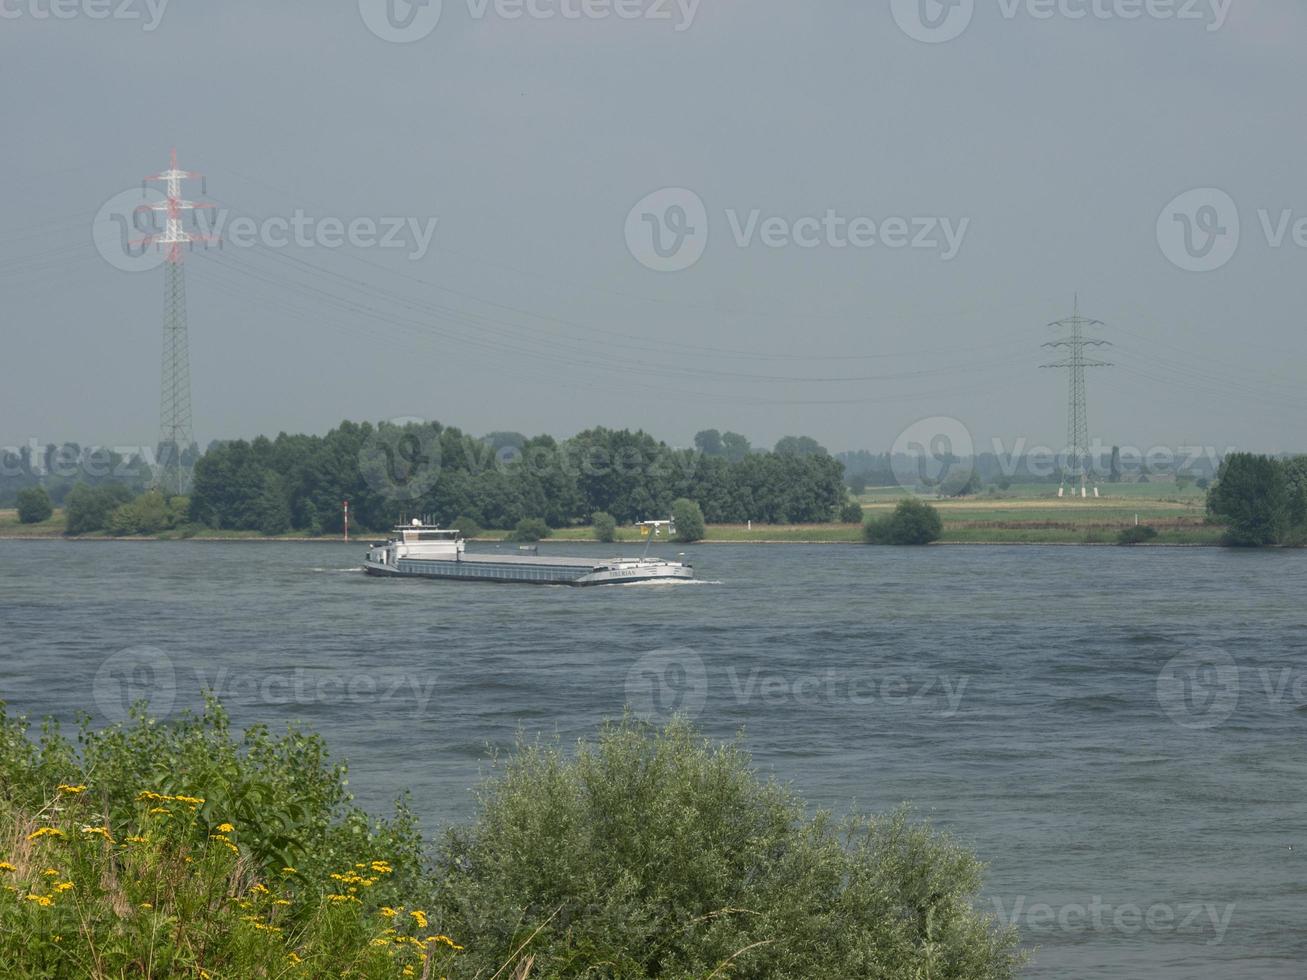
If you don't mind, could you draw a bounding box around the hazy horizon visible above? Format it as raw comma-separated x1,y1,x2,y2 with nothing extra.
4,1,1305,457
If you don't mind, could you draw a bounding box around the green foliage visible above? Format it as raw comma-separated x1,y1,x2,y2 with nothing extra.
452,514,483,538
847,473,868,495
183,422,843,535
838,499,864,523
105,491,189,536
14,487,53,524
1206,453,1293,546
671,498,705,542
510,518,552,542
63,482,134,535
591,510,617,543
864,498,944,545
438,717,1021,979
773,435,827,458
1117,525,1158,545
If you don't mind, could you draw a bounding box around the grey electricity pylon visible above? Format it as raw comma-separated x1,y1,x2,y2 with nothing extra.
139,151,216,496
158,260,194,496
1041,296,1112,498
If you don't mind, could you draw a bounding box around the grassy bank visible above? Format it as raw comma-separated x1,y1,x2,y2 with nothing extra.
1,701,1021,979
3,486,1226,546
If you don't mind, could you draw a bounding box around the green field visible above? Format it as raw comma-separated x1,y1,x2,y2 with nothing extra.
1,483,1222,545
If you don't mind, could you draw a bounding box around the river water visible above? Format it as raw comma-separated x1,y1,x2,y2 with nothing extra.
1,540,1304,978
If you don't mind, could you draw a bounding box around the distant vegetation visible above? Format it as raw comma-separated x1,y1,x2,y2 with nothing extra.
863,498,944,546
14,487,52,524
509,517,552,543
591,510,617,543
671,497,706,543
1117,524,1159,545
0,701,1020,979
1205,453,1307,547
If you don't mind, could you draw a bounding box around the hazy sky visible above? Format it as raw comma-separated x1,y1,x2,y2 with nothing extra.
3,0,1304,457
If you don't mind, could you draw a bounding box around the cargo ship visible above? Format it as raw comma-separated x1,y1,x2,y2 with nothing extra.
362,520,693,586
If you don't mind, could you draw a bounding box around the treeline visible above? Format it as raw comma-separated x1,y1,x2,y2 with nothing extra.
1206,453,1307,546
186,421,849,535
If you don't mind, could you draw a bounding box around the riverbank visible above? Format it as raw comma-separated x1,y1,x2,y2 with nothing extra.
1,488,1225,545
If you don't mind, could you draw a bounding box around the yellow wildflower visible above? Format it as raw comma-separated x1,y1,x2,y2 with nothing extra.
217,822,234,833
427,934,464,950
80,825,114,843
273,898,291,907
149,807,168,815
370,938,390,947
410,909,429,929
401,967,415,978
25,894,54,907
125,835,150,845
369,860,393,874
54,882,74,893
42,868,59,877
288,952,303,964
26,828,64,842
0,862,16,873
56,784,87,794
281,867,297,875
250,882,270,895
140,902,153,910
379,906,398,918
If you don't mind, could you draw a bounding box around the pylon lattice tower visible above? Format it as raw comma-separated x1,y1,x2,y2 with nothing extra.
1041,296,1112,498
138,150,216,496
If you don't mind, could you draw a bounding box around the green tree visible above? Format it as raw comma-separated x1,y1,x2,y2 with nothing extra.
720,431,751,463
15,487,53,524
1117,525,1158,545
452,514,483,538
847,472,868,495
693,429,723,456
773,434,826,457
671,497,705,542
839,499,864,523
592,510,617,543
1108,445,1122,483
1206,453,1290,546
64,483,134,535
864,498,943,545
510,517,551,542
438,718,1021,979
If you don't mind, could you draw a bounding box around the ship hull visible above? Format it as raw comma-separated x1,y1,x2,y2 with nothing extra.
362,554,692,586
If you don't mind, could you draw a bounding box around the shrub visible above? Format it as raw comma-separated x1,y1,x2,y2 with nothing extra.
1117,525,1159,545
671,498,705,543
14,487,53,524
592,510,617,543
63,483,134,535
864,498,943,545
838,499,864,523
0,699,448,979
510,517,551,542
438,717,1021,979
452,515,483,539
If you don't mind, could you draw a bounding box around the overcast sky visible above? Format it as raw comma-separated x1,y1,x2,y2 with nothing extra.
2,0,1304,457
